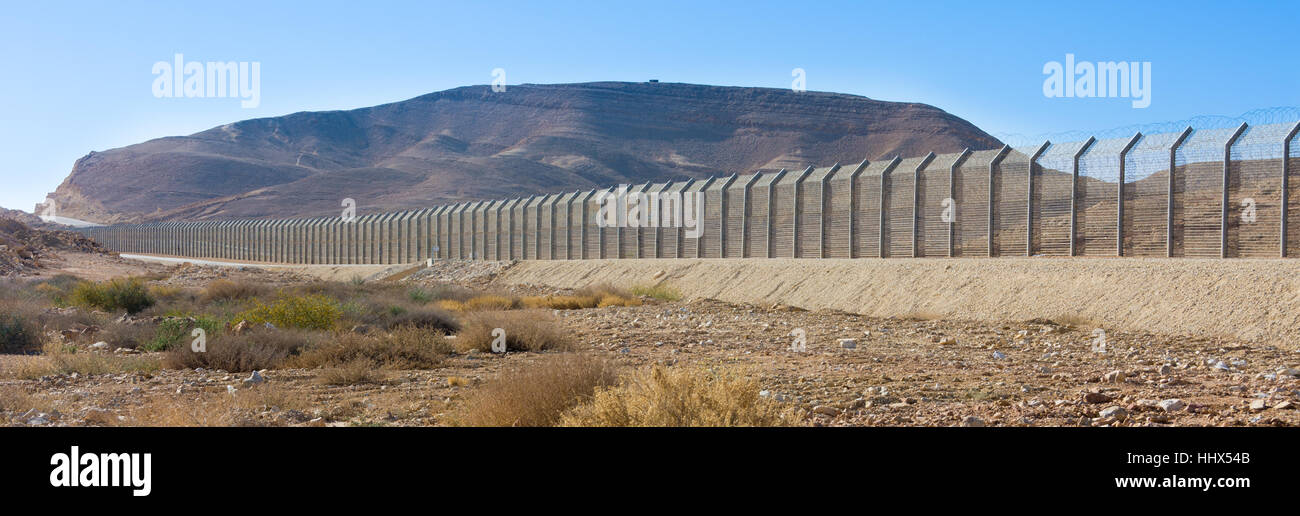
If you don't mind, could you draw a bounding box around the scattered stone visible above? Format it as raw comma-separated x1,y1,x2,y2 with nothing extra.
1274,401,1294,410
244,370,265,386
1084,392,1113,404
1099,406,1127,419
838,338,857,349
231,320,250,335
90,341,109,350
992,351,1006,360
1249,399,1267,411
938,337,957,346
812,405,841,417
1102,370,1125,383
1157,399,1186,412
1158,364,1172,376
959,416,984,427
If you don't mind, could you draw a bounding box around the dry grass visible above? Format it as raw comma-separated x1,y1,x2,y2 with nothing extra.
3,341,161,379
292,327,452,370
436,299,466,312
316,358,385,386
118,384,312,426
455,310,573,353
453,354,619,426
630,283,682,301
163,329,321,372
463,295,518,311
521,295,599,310
560,365,797,427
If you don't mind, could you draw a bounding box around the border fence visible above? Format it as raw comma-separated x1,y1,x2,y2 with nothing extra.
73,121,1300,264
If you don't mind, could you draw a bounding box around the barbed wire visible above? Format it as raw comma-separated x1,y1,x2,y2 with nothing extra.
993,107,1300,148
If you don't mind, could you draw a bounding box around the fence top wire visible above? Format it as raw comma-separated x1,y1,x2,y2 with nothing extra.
754,171,781,187
809,165,837,181
1079,136,1135,181
861,159,896,177
648,182,670,194
924,151,964,173
1036,139,1090,173
1177,126,1239,166
964,148,1003,168
1231,122,1295,161
1005,142,1047,164
895,156,929,175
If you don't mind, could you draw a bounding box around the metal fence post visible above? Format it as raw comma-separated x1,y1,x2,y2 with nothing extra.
1026,142,1050,256
949,149,971,257
1283,122,1300,257
1166,128,1193,257
1222,123,1249,258
1069,137,1096,257
987,145,1011,257
912,153,935,258
879,157,900,257
819,164,841,258
1116,133,1142,256
739,174,760,258
765,170,785,258
846,159,869,258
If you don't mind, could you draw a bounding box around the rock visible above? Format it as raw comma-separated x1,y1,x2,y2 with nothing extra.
1274,401,1294,410
90,341,109,350
231,320,250,335
652,270,666,280
1100,406,1128,419
938,337,957,346
1158,364,1172,375
812,405,841,417
1102,370,1125,383
959,416,985,427
243,370,265,386
838,338,857,349
992,351,1006,360
351,324,375,335
226,385,237,395
28,416,50,425
1157,399,1186,412
1084,392,1113,404
1249,399,1267,411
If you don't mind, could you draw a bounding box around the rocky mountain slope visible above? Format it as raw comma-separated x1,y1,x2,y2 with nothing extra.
46,82,1002,223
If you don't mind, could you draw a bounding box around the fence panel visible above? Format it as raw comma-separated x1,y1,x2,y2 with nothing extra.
825,166,855,258
1174,128,1238,257
1123,133,1180,256
1078,137,1131,256
1033,141,1085,256
855,161,888,258
1227,123,1290,257
956,150,999,256
919,154,958,257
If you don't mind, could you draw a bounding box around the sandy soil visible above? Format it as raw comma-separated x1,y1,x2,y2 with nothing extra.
496,257,1300,343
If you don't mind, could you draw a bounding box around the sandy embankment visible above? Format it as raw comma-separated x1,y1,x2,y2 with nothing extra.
495,257,1300,343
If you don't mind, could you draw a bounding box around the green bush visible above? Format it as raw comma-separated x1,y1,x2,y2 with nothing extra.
236,294,341,331
0,313,38,353
69,278,155,314
144,316,221,352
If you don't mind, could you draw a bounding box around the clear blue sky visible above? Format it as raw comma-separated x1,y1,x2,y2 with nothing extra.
2,0,1297,211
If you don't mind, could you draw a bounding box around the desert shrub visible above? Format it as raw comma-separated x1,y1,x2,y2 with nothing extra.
292,327,452,370
12,342,161,379
162,329,321,372
27,274,84,305
455,310,573,353
436,300,466,312
236,294,341,330
630,283,681,301
202,279,270,302
69,277,155,314
560,365,795,427
145,316,221,352
575,283,632,300
407,287,434,304
0,312,39,353
463,295,518,311
316,358,384,385
96,322,155,350
382,306,459,332
521,295,599,310
454,354,619,426
147,284,185,301
597,295,642,308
